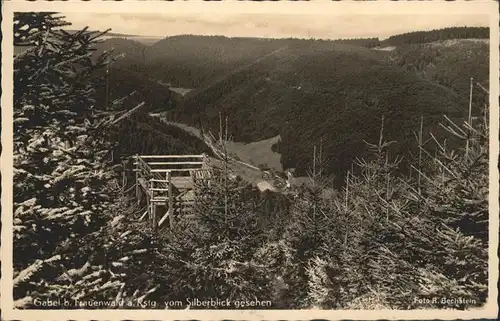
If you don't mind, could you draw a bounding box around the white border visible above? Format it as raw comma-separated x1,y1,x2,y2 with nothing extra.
1,1,498,320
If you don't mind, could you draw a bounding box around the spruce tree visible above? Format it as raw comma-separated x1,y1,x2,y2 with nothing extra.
158,167,272,307
13,12,158,308
301,110,488,309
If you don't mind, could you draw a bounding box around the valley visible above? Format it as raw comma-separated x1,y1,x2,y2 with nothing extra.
148,113,290,192
95,29,489,187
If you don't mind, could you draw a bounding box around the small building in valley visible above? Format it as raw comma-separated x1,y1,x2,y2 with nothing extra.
256,180,276,192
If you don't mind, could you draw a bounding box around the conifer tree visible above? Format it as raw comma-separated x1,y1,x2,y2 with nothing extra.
158,165,272,306
13,12,158,308
302,109,488,309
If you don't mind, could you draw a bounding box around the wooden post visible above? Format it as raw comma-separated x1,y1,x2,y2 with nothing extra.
168,171,174,229
151,179,157,232
152,204,157,232
146,186,151,222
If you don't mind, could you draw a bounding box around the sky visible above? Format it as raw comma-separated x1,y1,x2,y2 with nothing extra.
61,12,488,40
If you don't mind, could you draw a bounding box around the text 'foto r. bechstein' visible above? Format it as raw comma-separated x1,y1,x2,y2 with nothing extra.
8,4,494,315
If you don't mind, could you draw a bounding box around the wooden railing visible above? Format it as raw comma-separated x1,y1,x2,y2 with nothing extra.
136,154,206,173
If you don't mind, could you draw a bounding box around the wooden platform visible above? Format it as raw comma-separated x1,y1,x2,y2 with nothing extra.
171,176,194,190
133,154,212,232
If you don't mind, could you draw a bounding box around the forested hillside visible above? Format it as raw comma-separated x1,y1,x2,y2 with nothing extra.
324,27,488,48
173,45,468,186
92,37,148,68
333,37,380,48
93,66,174,112
388,40,489,106
93,35,387,88
381,26,489,46
107,112,212,161
94,35,282,88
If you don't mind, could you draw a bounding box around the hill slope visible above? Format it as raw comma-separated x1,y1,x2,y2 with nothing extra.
171,45,467,186
94,35,389,88
387,39,489,105
107,112,212,161
380,26,489,46
93,34,481,186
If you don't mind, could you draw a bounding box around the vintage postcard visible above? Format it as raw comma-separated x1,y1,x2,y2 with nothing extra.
1,0,499,320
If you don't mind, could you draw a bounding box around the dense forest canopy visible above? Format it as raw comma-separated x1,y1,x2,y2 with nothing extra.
326,27,488,48
332,37,381,48
171,45,470,186
320,27,489,49
106,112,212,161
381,26,489,46
388,40,489,105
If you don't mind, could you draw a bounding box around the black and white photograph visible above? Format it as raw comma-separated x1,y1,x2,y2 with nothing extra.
1,1,498,320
